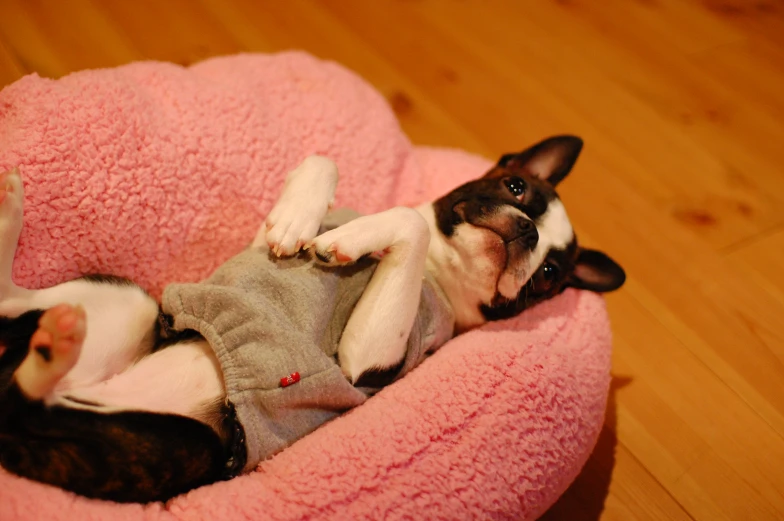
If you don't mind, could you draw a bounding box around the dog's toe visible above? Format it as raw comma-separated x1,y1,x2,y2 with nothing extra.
313,248,334,264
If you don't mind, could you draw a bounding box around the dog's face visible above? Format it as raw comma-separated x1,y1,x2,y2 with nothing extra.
423,135,625,331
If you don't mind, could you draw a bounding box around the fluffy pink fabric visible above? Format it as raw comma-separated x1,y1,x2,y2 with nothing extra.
0,52,611,520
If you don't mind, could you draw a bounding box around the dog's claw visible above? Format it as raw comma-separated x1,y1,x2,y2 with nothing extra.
311,244,356,265
314,249,333,263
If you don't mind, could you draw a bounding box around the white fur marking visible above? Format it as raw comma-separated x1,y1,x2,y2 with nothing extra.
527,199,574,273
537,199,574,250
59,340,225,423
417,204,499,331
497,199,574,298
324,207,430,382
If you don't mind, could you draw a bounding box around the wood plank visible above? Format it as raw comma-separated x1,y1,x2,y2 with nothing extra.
569,169,784,442
419,0,784,251
0,38,26,88
726,229,784,303
543,387,694,521
693,38,784,133
197,0,490,154
610,309,784,517
93,0,240,67
700,0,784,48
0,0,140,78
673,450,784,521
526,0,784,247
0,0,72,79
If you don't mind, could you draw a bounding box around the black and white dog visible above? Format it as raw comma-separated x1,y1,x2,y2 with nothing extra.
0,135,624,503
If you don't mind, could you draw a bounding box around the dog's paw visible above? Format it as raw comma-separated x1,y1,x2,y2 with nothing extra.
310,208,429,266
309,220,388,266
262,156,339,256
0,168,24,230
15,303,86,399
264,202,327,257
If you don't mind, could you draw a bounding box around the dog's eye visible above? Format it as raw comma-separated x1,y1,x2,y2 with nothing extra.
531,262,560,293
542,263,558,282
504,177,526,199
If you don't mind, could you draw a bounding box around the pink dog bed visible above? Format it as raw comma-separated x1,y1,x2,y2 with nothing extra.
0,52,612,520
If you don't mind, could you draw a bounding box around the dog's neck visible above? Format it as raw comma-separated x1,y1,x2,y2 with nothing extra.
415,203,492,332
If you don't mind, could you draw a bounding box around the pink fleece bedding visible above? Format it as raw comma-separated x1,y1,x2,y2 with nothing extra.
0,52,611,521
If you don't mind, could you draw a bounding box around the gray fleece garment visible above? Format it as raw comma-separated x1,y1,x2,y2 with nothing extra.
161,219,454,472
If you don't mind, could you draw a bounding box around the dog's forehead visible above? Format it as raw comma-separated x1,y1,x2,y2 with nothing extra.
535,198,574,249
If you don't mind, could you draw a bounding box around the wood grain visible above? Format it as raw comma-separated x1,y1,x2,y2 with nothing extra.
1,1,783,519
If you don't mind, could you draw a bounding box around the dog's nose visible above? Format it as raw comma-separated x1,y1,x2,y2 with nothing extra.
517,219,539,250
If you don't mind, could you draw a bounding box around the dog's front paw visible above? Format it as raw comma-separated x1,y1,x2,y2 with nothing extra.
261,156,339,256
0,168,24,231
309,220,387,266
310,239,376,266
309,208,428,266
264,202,328,257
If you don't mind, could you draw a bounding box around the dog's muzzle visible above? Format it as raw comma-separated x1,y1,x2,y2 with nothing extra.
508,219,538,250
453,201,539,250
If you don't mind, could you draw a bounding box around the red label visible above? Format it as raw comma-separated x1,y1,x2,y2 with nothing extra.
280,372,301,387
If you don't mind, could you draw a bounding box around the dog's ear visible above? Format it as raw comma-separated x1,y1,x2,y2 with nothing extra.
494,135,583,186
568,248,626,292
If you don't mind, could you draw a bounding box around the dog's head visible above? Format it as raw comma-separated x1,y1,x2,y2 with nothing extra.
422,135,625,331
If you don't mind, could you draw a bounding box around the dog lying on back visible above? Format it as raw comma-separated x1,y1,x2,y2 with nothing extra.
0,135,624,503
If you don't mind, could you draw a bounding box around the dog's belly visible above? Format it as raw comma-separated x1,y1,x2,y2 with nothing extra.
59,338,226,427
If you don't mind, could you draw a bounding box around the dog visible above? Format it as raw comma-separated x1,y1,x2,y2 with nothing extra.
0,135,624,503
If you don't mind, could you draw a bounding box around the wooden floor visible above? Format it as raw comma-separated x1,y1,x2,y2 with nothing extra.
1,1,783,519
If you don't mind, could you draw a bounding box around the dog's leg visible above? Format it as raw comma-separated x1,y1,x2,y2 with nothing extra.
0,168,160,391
253,155,339,254
14,303,85,399
0,305,225,504
0,168,31,302
310,207,430,383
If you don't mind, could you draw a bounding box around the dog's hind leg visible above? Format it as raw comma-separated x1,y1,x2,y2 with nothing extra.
0,306,225,503
13,304,85,400
310,207,430,384
0,168,33,303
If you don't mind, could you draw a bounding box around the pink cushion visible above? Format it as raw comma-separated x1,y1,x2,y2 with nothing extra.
0,52,611,521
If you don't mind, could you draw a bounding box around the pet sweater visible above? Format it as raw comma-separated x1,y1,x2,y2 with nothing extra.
161,235,454,472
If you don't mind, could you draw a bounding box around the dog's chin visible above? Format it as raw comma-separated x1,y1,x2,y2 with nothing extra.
494,238,534,300
445,224,534,302
429,224,510,331
496,267,529,301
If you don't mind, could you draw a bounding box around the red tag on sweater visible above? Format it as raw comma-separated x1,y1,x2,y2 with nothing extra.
280,372,301,387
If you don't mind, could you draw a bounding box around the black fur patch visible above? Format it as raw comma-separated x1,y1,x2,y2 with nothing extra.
0,310,45,393
0,307,226,503
353,358,406,389
34,346,52,362
431,173,558,239
0,386,227,503
219,402,248,480
77,274,137,286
